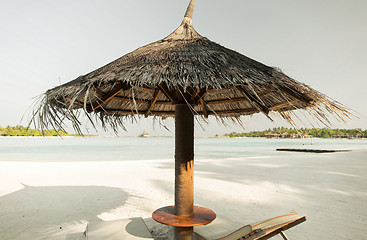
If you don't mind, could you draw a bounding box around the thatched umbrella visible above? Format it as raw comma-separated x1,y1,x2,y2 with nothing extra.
33,0,350,239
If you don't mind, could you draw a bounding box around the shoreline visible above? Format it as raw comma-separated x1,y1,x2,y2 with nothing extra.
2,135,367,140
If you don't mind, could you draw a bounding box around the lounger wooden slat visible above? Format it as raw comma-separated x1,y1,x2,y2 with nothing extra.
194,213,306,240
253,215,306,240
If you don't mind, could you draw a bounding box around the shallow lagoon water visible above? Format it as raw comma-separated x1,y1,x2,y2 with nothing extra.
0,136,366,162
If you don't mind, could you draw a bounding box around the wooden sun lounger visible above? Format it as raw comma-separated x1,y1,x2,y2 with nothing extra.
194,213,306,240
85,217,153,240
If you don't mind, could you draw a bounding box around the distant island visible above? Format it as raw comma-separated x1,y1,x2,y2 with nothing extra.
222,127,367,139
0,125,95,137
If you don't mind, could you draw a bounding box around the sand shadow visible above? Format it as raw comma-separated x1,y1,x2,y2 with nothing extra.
0,185,128,239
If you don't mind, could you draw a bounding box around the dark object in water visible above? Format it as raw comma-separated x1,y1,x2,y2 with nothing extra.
276,148,351,153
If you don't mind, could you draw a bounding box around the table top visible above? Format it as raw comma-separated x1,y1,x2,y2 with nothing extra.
152,205,216,227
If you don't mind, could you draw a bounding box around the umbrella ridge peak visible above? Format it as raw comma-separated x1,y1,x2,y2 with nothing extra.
163,23,202,41
184,0,195,21
163,0,202,41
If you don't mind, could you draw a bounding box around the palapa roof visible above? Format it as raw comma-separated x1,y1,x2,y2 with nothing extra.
33,0,351,132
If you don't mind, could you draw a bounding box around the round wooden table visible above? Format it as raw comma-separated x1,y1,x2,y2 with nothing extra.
152,205,216,227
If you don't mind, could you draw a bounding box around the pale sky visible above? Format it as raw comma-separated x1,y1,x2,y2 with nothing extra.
1,0,366,136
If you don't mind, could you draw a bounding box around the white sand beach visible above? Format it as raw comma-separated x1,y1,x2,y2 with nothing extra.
1,147,366,240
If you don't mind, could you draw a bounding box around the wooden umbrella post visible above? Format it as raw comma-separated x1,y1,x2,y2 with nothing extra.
174,103,194,240
151,105,215,239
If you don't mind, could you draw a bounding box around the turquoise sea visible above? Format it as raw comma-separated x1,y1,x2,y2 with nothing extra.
0,136,366,162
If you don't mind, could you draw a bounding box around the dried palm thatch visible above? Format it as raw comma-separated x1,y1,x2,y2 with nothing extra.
32,0,351,133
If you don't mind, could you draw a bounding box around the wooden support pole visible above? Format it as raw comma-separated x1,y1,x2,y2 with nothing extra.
90,83,123,112
200,98,208,118
280,230,289,240
145,90,161,117
159,85,176,103
174,104,194,240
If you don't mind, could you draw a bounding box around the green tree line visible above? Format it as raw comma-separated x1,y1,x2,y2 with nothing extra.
0,125,69,136
224,127,367,138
